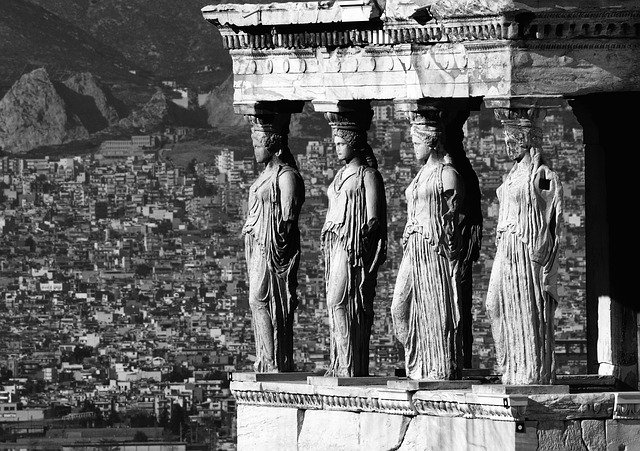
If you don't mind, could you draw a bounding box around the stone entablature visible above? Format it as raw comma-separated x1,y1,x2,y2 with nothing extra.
203,2,640,102
230,380,640,422
204,4,639,51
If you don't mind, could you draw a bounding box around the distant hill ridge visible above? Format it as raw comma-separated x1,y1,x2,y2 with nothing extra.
0,0,153,103
25,0,233,91
0,68,216,155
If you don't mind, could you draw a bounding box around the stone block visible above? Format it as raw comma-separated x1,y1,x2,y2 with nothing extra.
387,379,477,390
399,415,516,450
536,420,586,451
473,384,570,395
527,393,614,420
236,404,302,451
298,409,360,451
359,412,411,450
606,419,640,451
581,420,606,451
308,376,396,386
232,371,322,382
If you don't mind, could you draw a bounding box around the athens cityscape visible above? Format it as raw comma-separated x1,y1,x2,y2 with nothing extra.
0,0,638,450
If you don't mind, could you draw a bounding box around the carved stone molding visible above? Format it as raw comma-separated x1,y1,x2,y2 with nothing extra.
233,388,323,410
231,382,415,415
613,392,640,420
412,392,528,422
230,381,640,423
210,9,639,51
521,10,640,40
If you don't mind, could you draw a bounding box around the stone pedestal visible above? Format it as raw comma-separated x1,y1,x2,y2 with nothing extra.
388,379,478,391
232,379,640,450
308,376,397,387
232,371,324,382
472,384,570,395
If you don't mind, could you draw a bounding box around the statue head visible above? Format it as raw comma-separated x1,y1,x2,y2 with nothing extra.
250,129,283,163
503,119,541,162
247,113,297,168
408,112,446,163
325,111,378,168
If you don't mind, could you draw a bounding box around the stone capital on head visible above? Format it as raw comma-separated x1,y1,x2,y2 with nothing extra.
324,109,373,133
246,113,291,136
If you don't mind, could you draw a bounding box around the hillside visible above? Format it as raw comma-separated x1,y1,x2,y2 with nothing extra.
26,0,233,92
0,0,157,106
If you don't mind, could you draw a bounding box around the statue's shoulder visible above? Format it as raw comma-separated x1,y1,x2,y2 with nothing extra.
277,164,304,186
362,165,382,178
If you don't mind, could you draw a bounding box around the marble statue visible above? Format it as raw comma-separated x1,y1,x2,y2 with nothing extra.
391,114,465,380
321,111,387,377
242,113,305,372
486,116,563,385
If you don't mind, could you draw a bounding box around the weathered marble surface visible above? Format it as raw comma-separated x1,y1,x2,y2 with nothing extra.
232,381,640,450
236,404,301,451
321,107,387,377
486,108,563,385
203,0,379,27
391,113,465,380
243,113,305,373
473,385,570,395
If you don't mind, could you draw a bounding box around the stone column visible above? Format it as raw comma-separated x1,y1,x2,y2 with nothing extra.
236,100,305,373
568,93,639,388
312,100,388,377
396,98,483,371
485,98,564,385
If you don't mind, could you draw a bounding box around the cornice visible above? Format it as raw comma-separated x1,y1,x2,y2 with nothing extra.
208,6,639,51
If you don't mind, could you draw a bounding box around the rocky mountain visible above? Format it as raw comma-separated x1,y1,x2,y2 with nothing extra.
0,0,154,105
0,69,91,154
119,89,207,131
0,67,207,155
26,0,232,92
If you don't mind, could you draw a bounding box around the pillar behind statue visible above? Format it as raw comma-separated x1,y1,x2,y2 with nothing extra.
486,107,563,385
242,111,305,373
320,103,387,377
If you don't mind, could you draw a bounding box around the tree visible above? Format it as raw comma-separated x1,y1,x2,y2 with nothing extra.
0,368,13,382
133,431,149,442
135,264,153,278
186,158,198,175
80,400,104,427
106,398,120,426
169,403,187,437
158,406,169,429
129,410,156,428
154,220,173,236
165,365,192,383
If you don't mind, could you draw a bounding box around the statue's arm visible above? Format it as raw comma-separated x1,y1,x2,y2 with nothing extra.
363,170,386,273
278,170,303,224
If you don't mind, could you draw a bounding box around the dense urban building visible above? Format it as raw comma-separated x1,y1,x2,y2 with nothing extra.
0,105,586,447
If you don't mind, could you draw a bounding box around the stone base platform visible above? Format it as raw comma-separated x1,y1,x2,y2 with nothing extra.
472,384,570,395
232,371,324,382
231,376,640,450
388,379,478,391
308,376,398,386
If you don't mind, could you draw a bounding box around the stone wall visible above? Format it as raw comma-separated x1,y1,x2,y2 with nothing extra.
232,380,640,450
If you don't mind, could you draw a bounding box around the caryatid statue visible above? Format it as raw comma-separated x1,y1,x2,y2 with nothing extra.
391,111,465,380
321,108,387,377
486,108,563,385
242,112,305,373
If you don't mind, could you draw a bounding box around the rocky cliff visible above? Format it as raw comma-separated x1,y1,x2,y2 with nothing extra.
0,69,87,154
0,68,131,154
